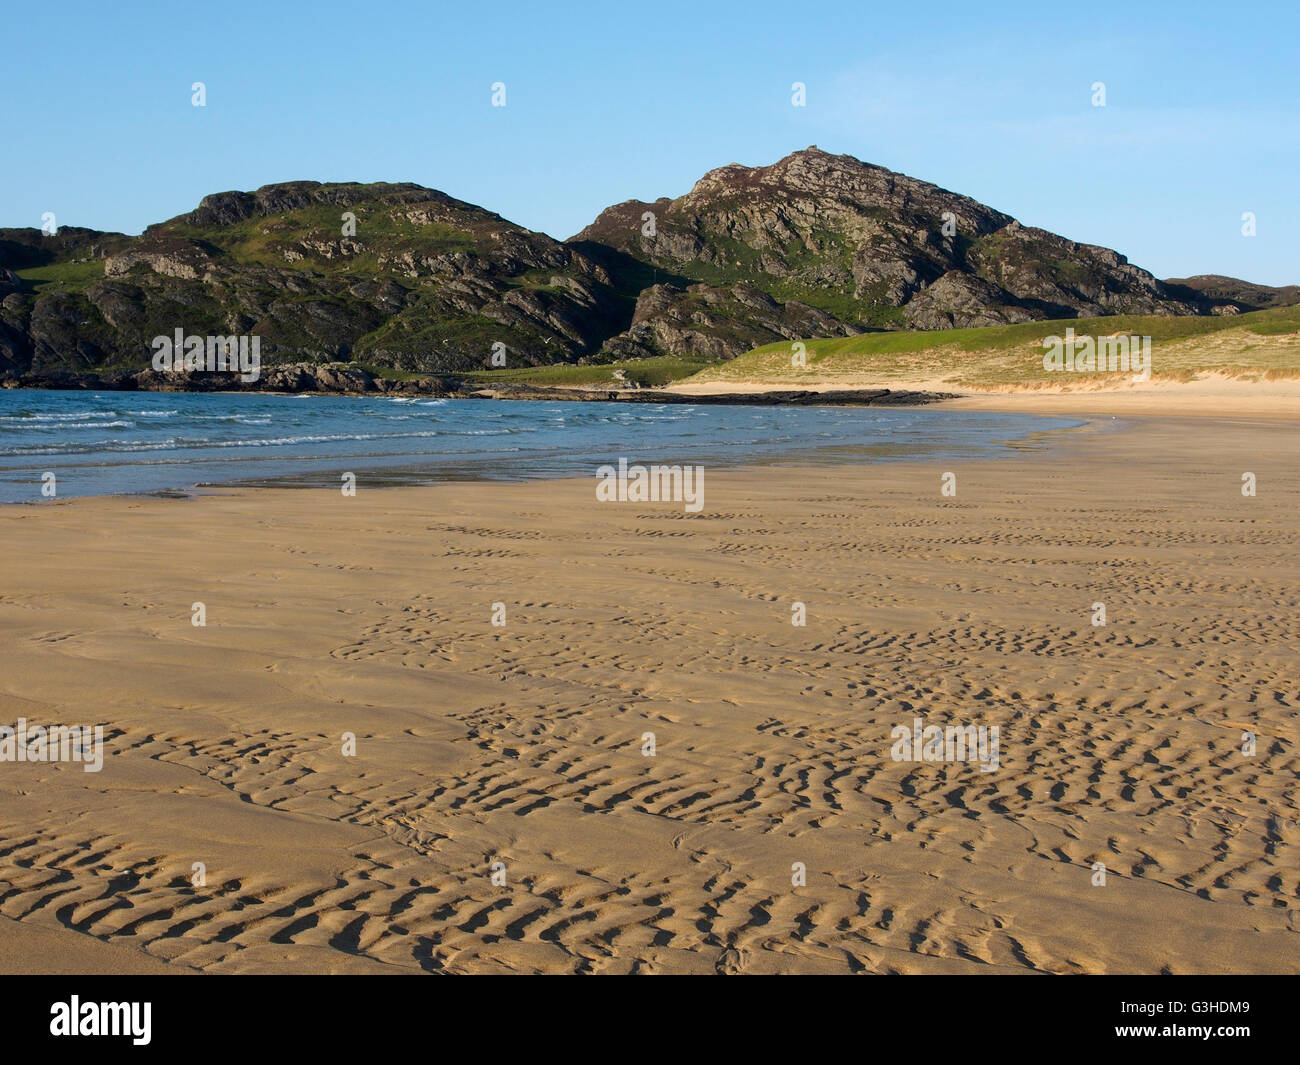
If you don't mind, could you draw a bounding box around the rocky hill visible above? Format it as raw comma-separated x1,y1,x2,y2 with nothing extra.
1,149,1291,381
0,181,627,377
1163,274,1300,311
572,148,1273,358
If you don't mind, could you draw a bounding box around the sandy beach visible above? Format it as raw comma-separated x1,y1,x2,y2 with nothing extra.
668,374,1300,419
0,411,1296,974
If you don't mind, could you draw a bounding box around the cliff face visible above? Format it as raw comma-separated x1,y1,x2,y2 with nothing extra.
0,150,1283,378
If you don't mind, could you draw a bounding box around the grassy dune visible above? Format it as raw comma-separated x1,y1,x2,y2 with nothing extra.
681,306,1300,390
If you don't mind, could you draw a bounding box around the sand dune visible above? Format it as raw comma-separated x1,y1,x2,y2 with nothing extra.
667,373,1300,418
0,415,1295,973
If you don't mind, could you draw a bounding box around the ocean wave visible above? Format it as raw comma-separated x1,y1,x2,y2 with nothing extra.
0,419,135,431
0,410,122,422
0,427,470,457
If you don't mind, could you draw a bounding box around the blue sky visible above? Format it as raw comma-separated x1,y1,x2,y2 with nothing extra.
6,0,1296,284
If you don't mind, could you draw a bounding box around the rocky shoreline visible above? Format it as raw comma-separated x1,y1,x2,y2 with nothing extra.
0,363,954,407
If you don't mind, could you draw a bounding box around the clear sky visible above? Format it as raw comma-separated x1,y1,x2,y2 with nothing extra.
6,0,1296,284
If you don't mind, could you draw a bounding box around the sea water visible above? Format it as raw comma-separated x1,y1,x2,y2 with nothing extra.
0,389,1083,503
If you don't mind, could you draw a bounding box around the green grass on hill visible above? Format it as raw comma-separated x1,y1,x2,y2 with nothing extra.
14,260,106,291
163,203,479,275
685,306,1300,388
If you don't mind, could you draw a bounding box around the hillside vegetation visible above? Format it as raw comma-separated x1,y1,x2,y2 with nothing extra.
683,306,1300,389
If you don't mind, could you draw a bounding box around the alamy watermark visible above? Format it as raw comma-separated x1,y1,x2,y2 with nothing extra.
50,996,150,1045
151,329,261,382
890,717,1000,773
0,718,104,772
596,458,704,513
1042,327,1151,382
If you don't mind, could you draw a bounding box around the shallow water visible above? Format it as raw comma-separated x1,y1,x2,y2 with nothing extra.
0,389,1083,503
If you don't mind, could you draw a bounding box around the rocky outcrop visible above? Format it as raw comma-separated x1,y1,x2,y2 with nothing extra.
0,361,460,396
573,147,1246,342
599,281,860,360
902,272,1037,330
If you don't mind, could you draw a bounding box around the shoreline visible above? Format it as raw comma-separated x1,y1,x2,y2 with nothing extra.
2,375,956,409
8,369,1300,419
1,401,1098,506
7,413,1110,508
11,377,1288,508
